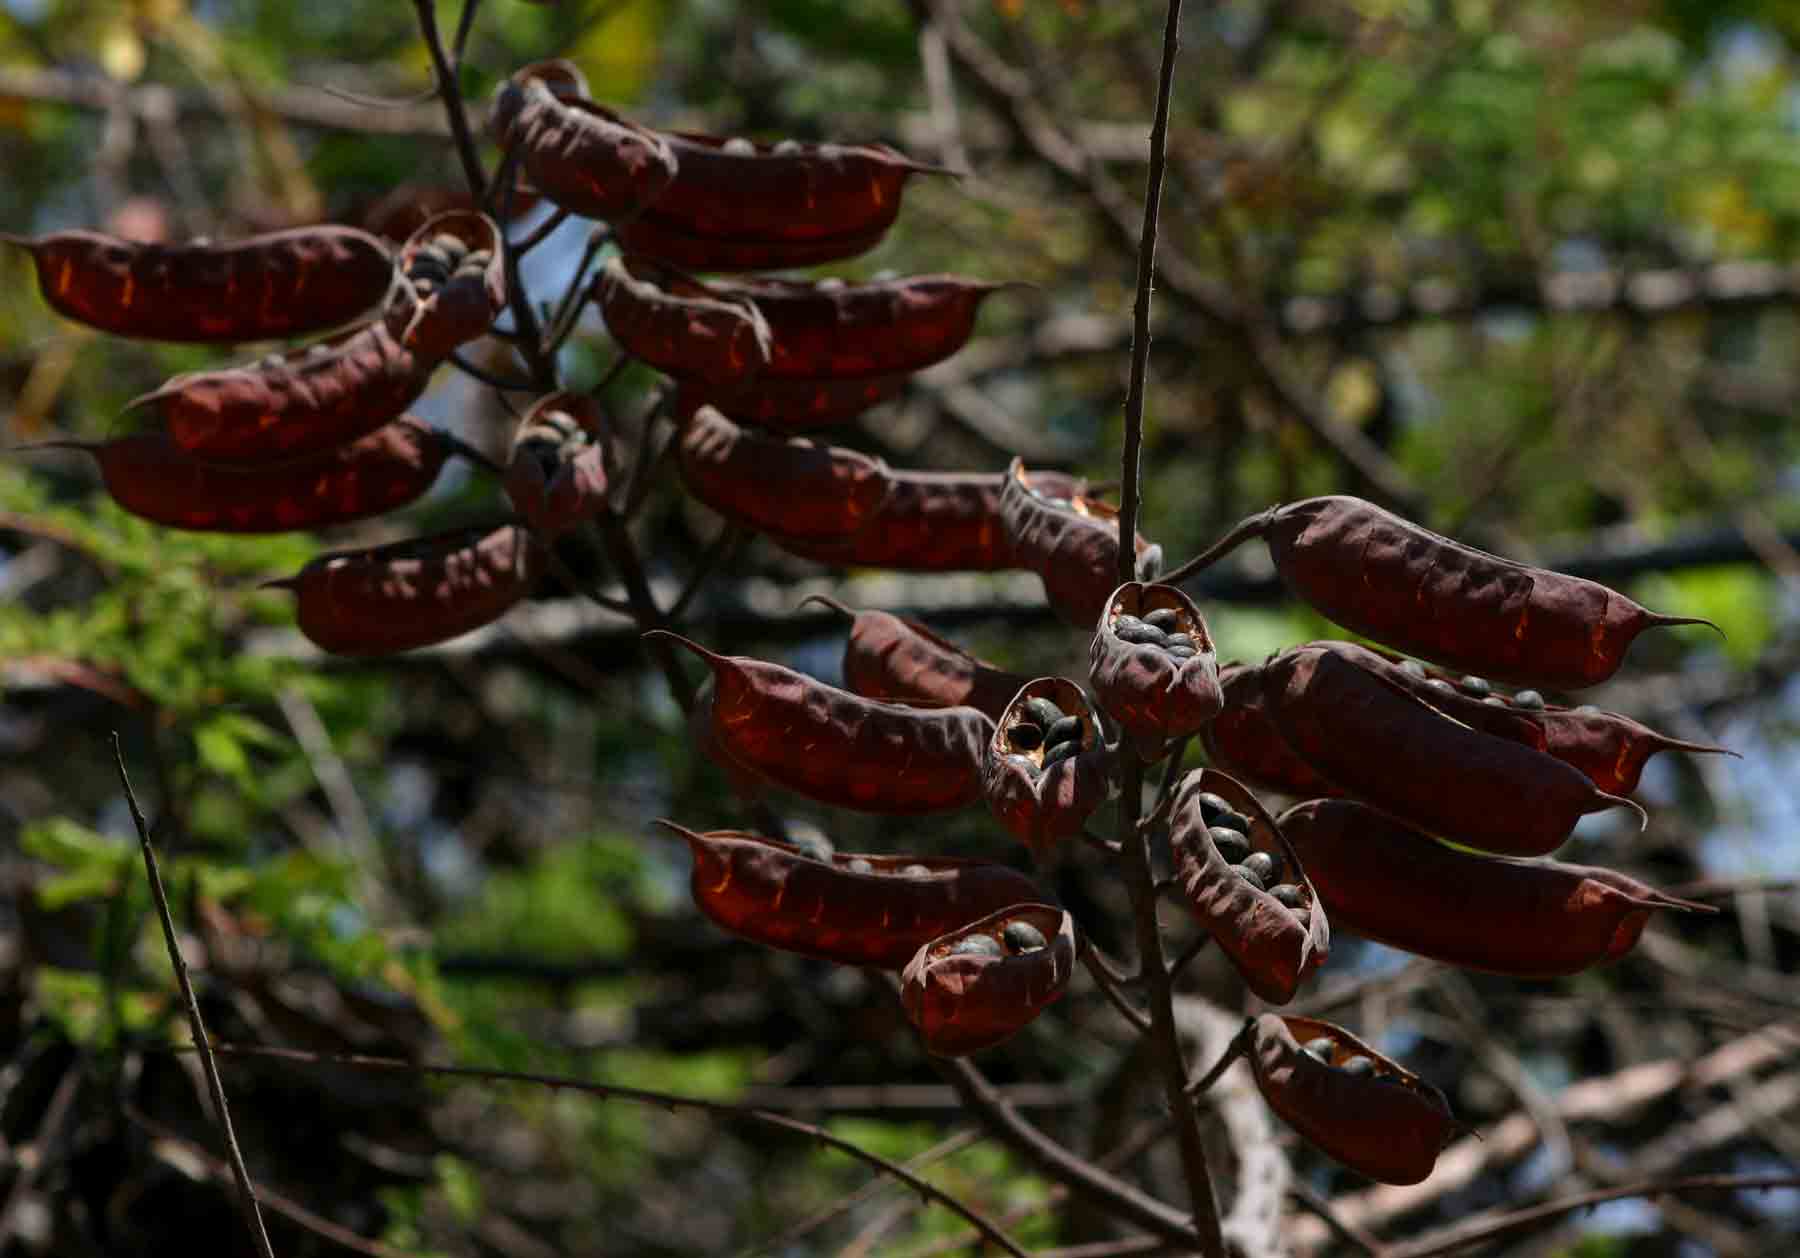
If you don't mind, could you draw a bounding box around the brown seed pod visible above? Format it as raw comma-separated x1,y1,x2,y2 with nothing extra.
1199,662,1343,799
267,524,539,657
505,391,610,538
983,679,1115,861
597,256,773,389
677,372,913,432
355,182,541,244
3,225,392,342
689,676,767,800
1170,769,1329,1004
1250,1014,1456,1185
659,822,1044,969
804,594,1030,723
1088,581,1223,760
1260,644,1646,856
675,405,890,541
1172,496,1716,688
646,631,993,814
615,135,946,272
1000,459,1162,626
131,317,435,465
389,210,506,358
30,418,447,532
488,59,677,223
901,904,1077,1056
1278,799,1716,977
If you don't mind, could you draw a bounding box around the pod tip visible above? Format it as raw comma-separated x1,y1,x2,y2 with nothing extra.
1653,613,1726,640
798,593,856,621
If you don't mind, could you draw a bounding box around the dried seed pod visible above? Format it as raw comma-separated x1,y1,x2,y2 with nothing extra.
390,211,506,358
615,135,946,272
3,225,392,342
804,595,1029,722
131,318,434,465
1261,645,1647,855
660,823,1043,969
268,524,539,656
488,59,677,222
1170,769,1328,1004
357,182,541,244
676,405,890,541
690,676,767,800
1088,581,1223,759
598,256,773,389
901,905,1076,1056
504,391,610,538
1199,663,1342,799
1277,799,1715,977
648,632,993,814
1250,1014,1455,1185
1174,496,1716,688
983,679,1115,861
33,418,447,532
1000,459,1161,627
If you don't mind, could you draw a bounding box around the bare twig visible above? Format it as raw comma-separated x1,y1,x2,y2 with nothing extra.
113,733,277,1258
411,0,486,202
1083,947,1152,1034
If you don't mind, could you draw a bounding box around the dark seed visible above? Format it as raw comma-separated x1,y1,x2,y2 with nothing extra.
1270,884,1306,909
1208,826,1251,865
1116,622,1168,646
1234,865,1267,892
1303,1036,1336,1063
1400,659,1427,678
1212,810,1250,837
463,249,492,268
847,858,873,874
1004,752,1042,778
413,243,453,268
1114,614,1146,633
1195,792,1232,823
1022,698,1065,728
1166,644,1198,661
952,934,1003,958
411,279,437,295
772,138,804,155
1483,695,1508,705
1339,1056,1377,1077
1042,740,1082,768
1242,850,1282,884
721,137,756,155
1461,675,1491,695
1144,608,1181,633
1163,632,1196,651
1002,920,1047,953
900,864,931,878
1009,723,1045,752
1045,715,1084,749
1425,678,1455,694
431,233,467,258
1517,691,1547,710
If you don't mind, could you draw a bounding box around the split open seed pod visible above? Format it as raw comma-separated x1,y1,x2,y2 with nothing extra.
390,210,505,359
901,904,1076,1056
1250,1014,1456,1185
505,391,610,538
999,459,1161,627
1170,768,1328,1003
1088,581,1223,760
983,678,1115,862
1199,662,1343,800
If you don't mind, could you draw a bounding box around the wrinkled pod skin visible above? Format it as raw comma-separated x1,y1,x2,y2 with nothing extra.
505,391,610,538
598,255,773,390
388,210,506,359
1199,662,1342,800
982,678,1116,862
1173,495,1716,689
901,904,1077,1056
676,405,891,542
1261,644,1646,856
4,224,392,342
660,822,1044,970
1000,458,1161,627
488,59,677,223
647,632,993,814
1250,1014,1456,1186
268,524,540,657
1277,799,1715,978
1088,581,1224,760
1170,769,1328,1004
804,595,1030,722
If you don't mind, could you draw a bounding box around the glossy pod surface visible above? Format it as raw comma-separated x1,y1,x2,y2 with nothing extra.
1199,662,1342,799
817,597,1030,722
983,678,1114,861
662,823,1044,969
598,256,772,389
1000,459,1161,626
901,904,1076,1056
1277,799,1712,977
1088,581,1223,760
7,225,392,342
504,391,610,538
676,406,889,541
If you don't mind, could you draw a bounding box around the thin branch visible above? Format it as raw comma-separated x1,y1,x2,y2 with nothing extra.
1183,1019,1253,1098
511,205,572,257
1163,931,1210,984
205,1044,1031,1258
669,526,748,621
1082,947,1151,1034
1287,1179,1388,1258
411,0,486,202
113,733,277,1258
448,349,536,392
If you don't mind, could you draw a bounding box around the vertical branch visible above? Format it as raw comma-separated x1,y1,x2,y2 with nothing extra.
112,733,278,1258
412,0,488,203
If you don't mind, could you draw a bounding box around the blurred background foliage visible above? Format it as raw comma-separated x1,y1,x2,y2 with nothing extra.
0,0,1796,1255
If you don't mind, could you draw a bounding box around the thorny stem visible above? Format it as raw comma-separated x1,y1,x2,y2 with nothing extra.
411,0,486,204
113,734,278,1258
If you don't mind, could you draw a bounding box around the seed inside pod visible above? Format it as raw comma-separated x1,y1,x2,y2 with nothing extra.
1195,792,1233,823
1115,621,1168,647
1235,864,1267,892
1144,608,1181,633
952,933,1004,958
772,138,804,155
1302,1036,1336,1063
1269,883,1306,910
794,834,834,863
1516,690,1547,710
1044,715,1084,749
1425,678,1455,694
721,137,757,155
1573,703,1599,714
1461,675,1491,695
1241,850,1282,884
1004,752,1042,778
1022,698,1065,729
1208,825,1252,865
1483,695,1508,705
1211,810,1251,837
1400,659,1426,678
1166,644,1198,661
1009,723,1045,752
1043,740,1082,769
463,249,492,269
871,269,899,282
815,277,845,291
1163,632,1195,651
901,864,931,878
1002,920,1047,953
847,858,873,874
1339,1055,1377,1077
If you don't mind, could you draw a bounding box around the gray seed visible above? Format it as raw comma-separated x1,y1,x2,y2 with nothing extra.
1208,826,1251,864
1042,740,1081,768
815,277,846,291
1461,675,1491,695
1339,1055,1377,1077
1116,621,1168,647
1270,883,1306,909
1045,715,1084,749
463,249,492,268
1242,850,1282,884
1234,864,1266,892
1195,792,1232,823
1303,1036,1336,1063
431,233,467,258
721,137,757,155
1212,810,1250,837
847,858,873,874
794,835,834,863
1425,678,1455,694
901,864,932,878
1573,703,1599,713
871,269,899,282
1167,645,1199,661
261,354,284,368
772,138,804,155
1516,691,1547,710
1163,632,1196,651
952,934,1003,958
1002,920,1047,953
307,343,334,357
1004,752,1041,778
1400,659,1427,677
1022,698,1065,728
1144,608,1181,633
1483,695,1508,706
1009,723,1045,752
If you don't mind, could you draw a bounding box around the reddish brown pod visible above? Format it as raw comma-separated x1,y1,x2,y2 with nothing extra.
678,373,912,432
676,405,889,541
1172,496,1716,688
1199,663,1342,800
389,211,505,358
806,595,1029,723
3,225,392,342
1278,799,1715,978
505,391,610,538
901,904,1076,1056
983,679,1114,861
34,418,447,532
660,823,1044,970
132,318,434,465
1088,582,1222,760
598,256,773,389
1260,644,1646,856
615,134,946,272
269,524,539,656
1250,1014,1455,1185
690,676,767,800
1170,769,1328,1004
1000,459,1161,627
488,59,677,223
647,632,993,814
355,182,540,244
